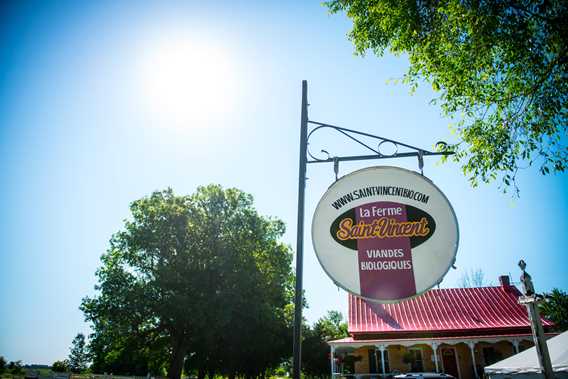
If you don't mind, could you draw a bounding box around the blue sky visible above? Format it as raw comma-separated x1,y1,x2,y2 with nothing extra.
1,0,567,365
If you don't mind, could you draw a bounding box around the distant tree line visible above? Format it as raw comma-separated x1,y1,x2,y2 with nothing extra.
458,268,489,288
0,357,24,375
0,309,347,379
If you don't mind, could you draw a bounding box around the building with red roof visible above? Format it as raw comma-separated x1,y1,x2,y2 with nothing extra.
328,276,554,379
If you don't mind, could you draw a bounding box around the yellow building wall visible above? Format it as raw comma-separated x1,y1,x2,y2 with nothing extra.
352,345,438,374
441,341,525,379
387,345,407,373
353,347,370,374
348,340,533,378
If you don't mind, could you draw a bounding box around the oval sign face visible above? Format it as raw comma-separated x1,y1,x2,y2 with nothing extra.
311,166,459,303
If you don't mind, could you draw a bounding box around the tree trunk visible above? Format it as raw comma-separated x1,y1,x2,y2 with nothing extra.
167,335,188,379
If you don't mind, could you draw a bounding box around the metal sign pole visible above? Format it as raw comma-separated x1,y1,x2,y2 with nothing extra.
526,301,554,379
292,80,308,379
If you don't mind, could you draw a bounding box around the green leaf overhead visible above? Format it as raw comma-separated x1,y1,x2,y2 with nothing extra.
327,0,568,191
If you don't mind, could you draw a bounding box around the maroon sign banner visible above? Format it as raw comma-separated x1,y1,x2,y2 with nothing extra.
311,166,459,303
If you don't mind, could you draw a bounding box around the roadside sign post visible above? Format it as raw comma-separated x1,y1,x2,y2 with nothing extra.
292,80,456,379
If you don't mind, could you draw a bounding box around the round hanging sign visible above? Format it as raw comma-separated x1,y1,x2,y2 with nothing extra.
311,166,459,303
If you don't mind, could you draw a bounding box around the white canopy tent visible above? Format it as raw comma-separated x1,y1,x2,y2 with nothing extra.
485,331,568,379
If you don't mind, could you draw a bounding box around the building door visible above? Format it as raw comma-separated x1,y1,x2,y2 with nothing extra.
368,348,378,374
441,348,460,379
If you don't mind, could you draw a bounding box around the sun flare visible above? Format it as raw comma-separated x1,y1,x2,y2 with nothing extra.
138,34,237,128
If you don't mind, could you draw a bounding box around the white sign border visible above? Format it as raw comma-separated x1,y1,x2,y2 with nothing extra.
310,165,460,303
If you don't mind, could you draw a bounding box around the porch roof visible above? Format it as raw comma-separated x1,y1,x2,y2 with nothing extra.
328,333,555,348
349,284,553,335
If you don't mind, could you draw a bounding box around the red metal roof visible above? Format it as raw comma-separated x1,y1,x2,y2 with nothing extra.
348,285,553,335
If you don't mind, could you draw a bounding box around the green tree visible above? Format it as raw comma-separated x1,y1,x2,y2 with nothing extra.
540,288,568,331
81,186,294,379
87,330,167,376
68,333,89,373
0,356,6,374
327,0,568,191
51,360,69,373
302,311,348,378
8,361,24,375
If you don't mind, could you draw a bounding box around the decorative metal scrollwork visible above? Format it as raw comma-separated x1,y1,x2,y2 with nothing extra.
306,120,453,176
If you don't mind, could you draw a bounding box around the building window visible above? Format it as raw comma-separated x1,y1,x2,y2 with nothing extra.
376,348,390,373
408,348,424,372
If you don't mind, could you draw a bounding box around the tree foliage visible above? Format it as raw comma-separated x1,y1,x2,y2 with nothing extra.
302,311,348,379
458,268,489,288
327,0,568,191
51,360,70,373
540,288,568,331
68,333,89,373
7,361,24,375
0,356,6,374
81,186,294,379
87,330,167,376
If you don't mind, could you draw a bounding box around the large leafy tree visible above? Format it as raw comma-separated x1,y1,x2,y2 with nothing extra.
327,0,568,191
540,288,568,331
302,311,348,378
81,186,293,379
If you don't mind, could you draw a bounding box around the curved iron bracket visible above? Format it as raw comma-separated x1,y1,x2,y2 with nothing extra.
306,120,454,175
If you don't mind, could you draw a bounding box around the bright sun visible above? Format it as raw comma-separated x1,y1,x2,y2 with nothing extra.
138,34,237,128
